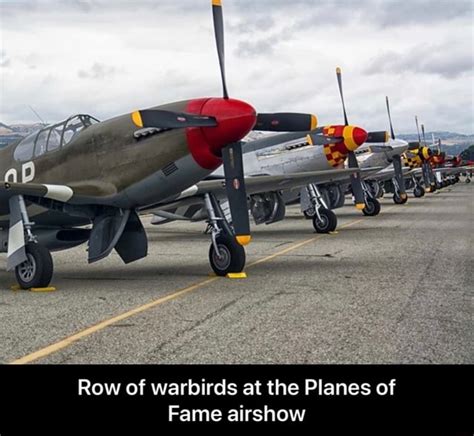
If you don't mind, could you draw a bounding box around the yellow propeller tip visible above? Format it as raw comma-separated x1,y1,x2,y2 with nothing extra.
355,203,365,210
131,111,143,128
236,235,251,246
212,0,222,6
336,67,342,74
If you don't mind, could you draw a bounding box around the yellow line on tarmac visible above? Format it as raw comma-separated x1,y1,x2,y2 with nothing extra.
10,278,218,364
10,213,375,364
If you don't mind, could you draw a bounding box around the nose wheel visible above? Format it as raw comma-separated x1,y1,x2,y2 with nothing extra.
312,208,337,233
15,243,53,289
413,186,425,198
362,197,381,216
209,235,246,276
393,192,408,204
304,183,337,233
204,193,247,276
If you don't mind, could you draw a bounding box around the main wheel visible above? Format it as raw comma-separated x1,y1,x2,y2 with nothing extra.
15,243,53,289
209,236,246,276
392,193,407,204
312,208,337,233
303,208,316,219
466,178,471,184
362,197,381,216
413,186,425,198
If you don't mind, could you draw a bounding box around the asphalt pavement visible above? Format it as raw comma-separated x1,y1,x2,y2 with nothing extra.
0,182,472,364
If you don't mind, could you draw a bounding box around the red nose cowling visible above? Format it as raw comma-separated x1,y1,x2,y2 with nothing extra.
352,127,368,147
185,98,257,170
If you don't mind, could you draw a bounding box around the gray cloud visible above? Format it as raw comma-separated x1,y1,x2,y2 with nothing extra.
364,42,473,78
236,35,281,57
1,1,472,133
78,63,117,79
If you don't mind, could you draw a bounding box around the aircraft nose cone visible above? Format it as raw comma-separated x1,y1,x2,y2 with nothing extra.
341,126,368,152
421,146,433,160
200,98,257,154
352,127,368,147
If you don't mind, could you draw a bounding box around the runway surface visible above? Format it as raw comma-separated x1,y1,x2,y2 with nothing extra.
0,183,472,364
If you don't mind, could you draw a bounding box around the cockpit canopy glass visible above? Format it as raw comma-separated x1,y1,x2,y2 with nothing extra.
14,114,100,162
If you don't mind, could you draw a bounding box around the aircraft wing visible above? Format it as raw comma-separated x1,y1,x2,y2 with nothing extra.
144,167,381,224
433,166,472,175
0,181,75,204
363,166,411,182
194,168,379,197
0,180,121,210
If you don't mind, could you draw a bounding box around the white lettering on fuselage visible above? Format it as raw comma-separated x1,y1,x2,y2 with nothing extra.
3,161,36,183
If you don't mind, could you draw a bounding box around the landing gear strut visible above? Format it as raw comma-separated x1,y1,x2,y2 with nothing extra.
304,184,337,233
9,195,53,289
391,176,407,205
361,181,381,216
204,193,245,276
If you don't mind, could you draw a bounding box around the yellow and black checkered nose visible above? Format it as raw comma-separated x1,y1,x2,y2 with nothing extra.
321,125,368,167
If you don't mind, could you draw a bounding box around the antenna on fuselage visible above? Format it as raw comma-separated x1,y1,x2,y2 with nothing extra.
28,105,47,126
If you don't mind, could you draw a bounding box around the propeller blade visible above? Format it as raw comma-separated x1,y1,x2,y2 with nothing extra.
421,123,427,147
336,67,349,126
254,113,318,132
421,161,432,190
366,131,389,143
212,0,229,99
392,154,407,199
415,116,422,144
348,151,365,209
222,142,250,245
131,110,217,129
385,96,396,140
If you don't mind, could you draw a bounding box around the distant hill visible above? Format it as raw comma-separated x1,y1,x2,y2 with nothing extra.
397,131,474,156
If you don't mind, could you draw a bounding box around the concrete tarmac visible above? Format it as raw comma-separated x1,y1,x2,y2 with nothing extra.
0,183,472,364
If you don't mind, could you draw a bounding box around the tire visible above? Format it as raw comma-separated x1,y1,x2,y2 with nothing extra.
303,208,315,219
362,197,381,217
393,193,405,204
466,178,471,184
413,186,424,198
15,243,53,289
312,208,337,233
209,236,246,276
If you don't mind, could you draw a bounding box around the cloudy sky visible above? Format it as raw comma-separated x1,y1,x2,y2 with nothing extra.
0,0,472,133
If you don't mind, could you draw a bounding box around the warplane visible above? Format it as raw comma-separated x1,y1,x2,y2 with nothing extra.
150,68,388,234
352,96,410,205
0,0,327,288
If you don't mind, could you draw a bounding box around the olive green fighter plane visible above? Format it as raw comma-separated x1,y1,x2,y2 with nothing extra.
0,0,317,289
